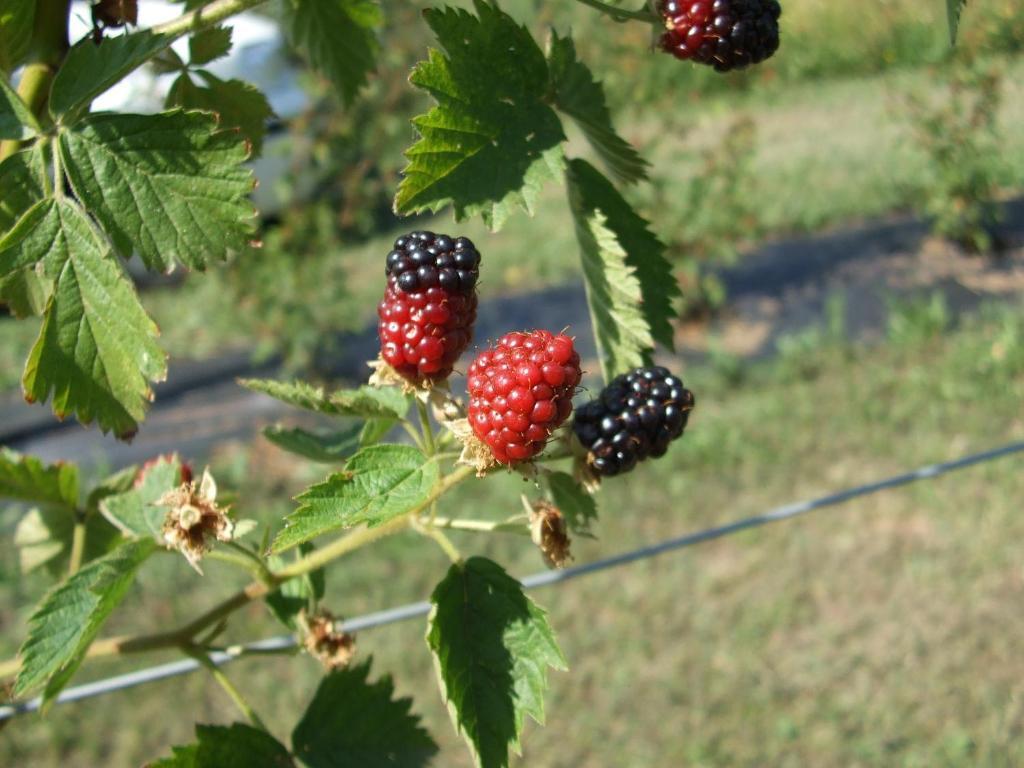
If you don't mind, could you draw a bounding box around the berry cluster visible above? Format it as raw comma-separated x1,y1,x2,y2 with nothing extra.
467,330,581,464
573,366,695,477
658,0,781,72
378,231,479,383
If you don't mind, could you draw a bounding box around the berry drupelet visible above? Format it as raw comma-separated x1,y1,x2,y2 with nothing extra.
467,330,582,465
659,0,781,72
573,366,695,477
378,231,480,384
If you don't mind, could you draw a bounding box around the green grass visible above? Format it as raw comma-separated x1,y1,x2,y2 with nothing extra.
3,300,1024,766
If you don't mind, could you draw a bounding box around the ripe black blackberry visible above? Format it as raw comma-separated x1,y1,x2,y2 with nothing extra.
573,366,695,477
659,0,781,72
378,231,480,383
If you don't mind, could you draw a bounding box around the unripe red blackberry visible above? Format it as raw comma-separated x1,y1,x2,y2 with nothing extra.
467,330,581,465
659,0,781,72
377,231,479,384
573,366,695,477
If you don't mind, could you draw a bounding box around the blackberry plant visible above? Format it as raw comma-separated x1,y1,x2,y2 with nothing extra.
0,0,966,765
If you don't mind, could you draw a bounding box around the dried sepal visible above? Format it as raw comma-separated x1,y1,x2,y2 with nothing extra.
155,468,234,573
368,357,426,394
445,417,498,476
300,610,356,671
528,499,572,569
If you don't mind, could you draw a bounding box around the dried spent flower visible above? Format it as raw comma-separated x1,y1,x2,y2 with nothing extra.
529,500,573,569
301,610,357,670
156,469,233,572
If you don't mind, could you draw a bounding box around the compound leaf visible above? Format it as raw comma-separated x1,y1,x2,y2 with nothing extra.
273,445,438,553
149,723,294,767
2,199,166,437
427,557,567,768
547,31,647,186
59,110,256,272
14,538,157,704
0,0,35,73
50,30,170,118
395,1,565,230
545,471,597,536
263,423,364,463
288,0,380,105
947,0,968,44
292,659,438,768
567,159,678,380
189,25,232,65
99,454,183,538
242,379,410,420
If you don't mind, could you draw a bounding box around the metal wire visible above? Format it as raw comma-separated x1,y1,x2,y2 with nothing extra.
3,440,1022,721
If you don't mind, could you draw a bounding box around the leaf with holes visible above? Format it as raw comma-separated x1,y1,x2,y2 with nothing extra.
427,557,567,768
2,199,166,437
292,659,438,768
395,1,565,231
14,538,157,705
547,31,647,186
288,0,381,105
273,445,439,553
59,110,255,272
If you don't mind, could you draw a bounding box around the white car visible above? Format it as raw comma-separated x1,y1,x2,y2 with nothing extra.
68,0,311,218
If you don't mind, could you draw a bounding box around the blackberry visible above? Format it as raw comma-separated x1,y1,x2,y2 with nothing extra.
467,330,581,465
573,365,695,477
378,231,480,383
658,0,781,72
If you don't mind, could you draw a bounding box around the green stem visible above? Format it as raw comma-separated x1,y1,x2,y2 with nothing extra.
184,645,269,732
67,516,86,575
422,526,462,563
151,0,269,38
427,516,530,535
417,399,437,456
573,0,658,23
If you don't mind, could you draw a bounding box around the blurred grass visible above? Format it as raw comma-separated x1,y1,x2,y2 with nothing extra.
3,300,1024,766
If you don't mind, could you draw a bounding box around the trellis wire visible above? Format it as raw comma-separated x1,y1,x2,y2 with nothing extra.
2,440,1022,722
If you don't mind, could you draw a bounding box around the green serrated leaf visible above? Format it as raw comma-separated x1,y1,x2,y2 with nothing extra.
59,110,255,272
5,198,167,437
265,543,325,630
547,31,647,186
0,446,79,507
545,471,597,536
567,159,678,380
242,379,410,420
14,538,156,703
0,0,35,73
292,658,439,768
263,423,364,463
395,1,565,231
14,505,122,576
0,74,39,140
947,0,968,44
0,146,51,317
288,0,380,105
99,455,183,538
85,464,140,513
167,70,275,155
149,723,295,767
189,25,232,65
427,557,567,768
273,445,438,553
50,30,171,118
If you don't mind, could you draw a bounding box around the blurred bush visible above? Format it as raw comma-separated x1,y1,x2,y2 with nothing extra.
903,56,1004,253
